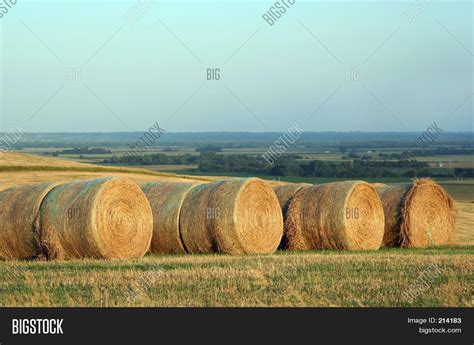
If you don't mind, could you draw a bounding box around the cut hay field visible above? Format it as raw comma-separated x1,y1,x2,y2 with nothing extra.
0,247,472,307
455,203,474,245
441,183,474,202
0,152,215,191
0,151,472,307
0,170,210,192
0,152,91,168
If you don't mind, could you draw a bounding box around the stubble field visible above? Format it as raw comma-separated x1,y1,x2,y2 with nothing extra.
0,247,472,307
0,152,472,307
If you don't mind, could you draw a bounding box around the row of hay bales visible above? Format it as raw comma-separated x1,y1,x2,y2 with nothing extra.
273,179,456,250
142,179,282,255
0,176,456,260
0,177,283,260
0,178,153,260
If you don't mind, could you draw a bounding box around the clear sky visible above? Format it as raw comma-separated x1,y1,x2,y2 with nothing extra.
0,0,472,132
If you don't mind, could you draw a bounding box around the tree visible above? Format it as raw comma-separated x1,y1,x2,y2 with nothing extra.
348,151,360,159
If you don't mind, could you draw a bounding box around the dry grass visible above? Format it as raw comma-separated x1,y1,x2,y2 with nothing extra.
440,183,474,202
0,170,209,192
0,247,471,307
0,152,213,192
455,202,474,245
0,152,472,307
0,152,92,168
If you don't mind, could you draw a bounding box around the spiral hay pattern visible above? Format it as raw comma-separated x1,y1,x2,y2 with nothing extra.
376,179,456,248
141,181,198,254
180,178,283,254
37,177,153,260
285,181,385,250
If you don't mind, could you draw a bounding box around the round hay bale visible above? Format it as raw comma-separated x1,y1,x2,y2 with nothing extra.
272,183,312,248
286,181,385,250
376,179,456,248
37,177,153,260
180,178,283,254
141,181,198,254
0,182,58,260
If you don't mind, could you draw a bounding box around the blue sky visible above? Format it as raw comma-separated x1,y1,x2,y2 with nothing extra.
0,0,472,132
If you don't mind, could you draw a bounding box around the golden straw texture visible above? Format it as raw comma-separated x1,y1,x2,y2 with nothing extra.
0,182,58,260
180,178,283,254
272,183,312,248
286,181,385,250
37,177,153,260
141,181,198,254
376,179,456,248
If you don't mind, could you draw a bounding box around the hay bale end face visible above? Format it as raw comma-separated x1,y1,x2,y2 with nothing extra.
0,182,58,260
376,179,456,248
38,177,153,260
285,181,385,250
180,178,283,254
141,181,198,254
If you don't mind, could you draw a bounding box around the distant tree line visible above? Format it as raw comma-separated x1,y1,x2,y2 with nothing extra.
103,152,474,178
195,146,223,153
198,154,452,178
199,153,276,174
44,147,112,156
269,159,431,178
378,148,474,159
104,153,198,165
454,168,474,178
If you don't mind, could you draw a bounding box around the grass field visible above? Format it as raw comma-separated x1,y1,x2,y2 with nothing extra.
0,247,472,307
0,152,215,191
455,203,474,245
0,152,472,307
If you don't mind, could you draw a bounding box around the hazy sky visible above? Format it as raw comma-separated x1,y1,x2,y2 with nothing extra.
0,0,472,132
